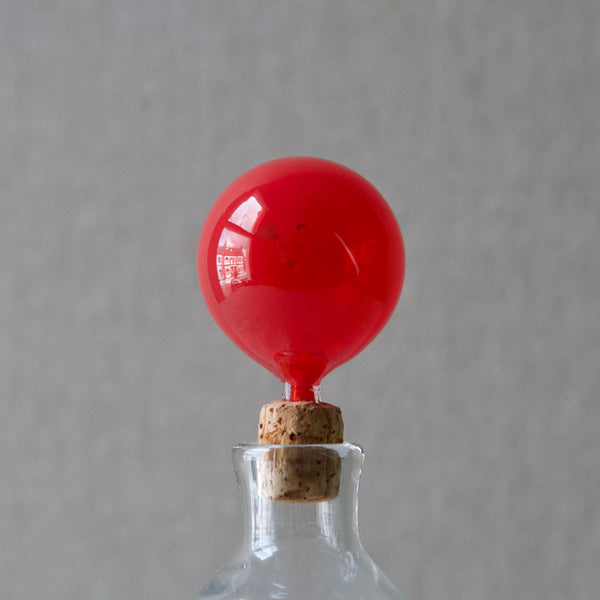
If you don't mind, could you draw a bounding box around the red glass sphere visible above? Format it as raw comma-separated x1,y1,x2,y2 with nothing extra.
198,157,405,402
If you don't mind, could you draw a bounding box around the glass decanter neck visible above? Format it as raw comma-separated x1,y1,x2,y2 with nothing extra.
199,442,401,600
232,443,364,558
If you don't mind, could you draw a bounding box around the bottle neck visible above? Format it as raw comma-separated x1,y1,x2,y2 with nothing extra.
232,443,364,558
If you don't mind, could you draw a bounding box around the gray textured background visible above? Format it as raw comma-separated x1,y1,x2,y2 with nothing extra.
2,2,599,599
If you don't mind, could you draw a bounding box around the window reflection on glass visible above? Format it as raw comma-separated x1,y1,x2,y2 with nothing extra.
228,195,263,234
215,194,265,296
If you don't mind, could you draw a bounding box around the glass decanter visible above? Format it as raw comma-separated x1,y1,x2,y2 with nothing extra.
196,157,406,600
199,443,402,600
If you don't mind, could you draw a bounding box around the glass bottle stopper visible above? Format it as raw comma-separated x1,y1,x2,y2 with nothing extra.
198,158,404,499
197,156,405,409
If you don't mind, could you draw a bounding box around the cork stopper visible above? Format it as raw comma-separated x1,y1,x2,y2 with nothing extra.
257,399,344,503
258,399,343,444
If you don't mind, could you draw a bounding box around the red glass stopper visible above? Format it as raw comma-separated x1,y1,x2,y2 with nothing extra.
198,157,405,402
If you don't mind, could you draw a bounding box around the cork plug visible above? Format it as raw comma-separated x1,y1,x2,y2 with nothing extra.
258,399,343,445
257,400,344,503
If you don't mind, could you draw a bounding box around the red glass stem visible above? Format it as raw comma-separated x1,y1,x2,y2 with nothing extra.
284,382,321,403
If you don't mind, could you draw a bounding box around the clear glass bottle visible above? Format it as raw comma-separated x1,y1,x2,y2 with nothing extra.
199,442,402,600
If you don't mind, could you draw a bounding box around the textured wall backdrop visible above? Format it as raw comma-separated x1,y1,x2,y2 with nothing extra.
2,2,599,599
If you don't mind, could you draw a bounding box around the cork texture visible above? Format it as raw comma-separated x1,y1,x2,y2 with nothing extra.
258,399,344,445
257,446,341,503
256,399,344,502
